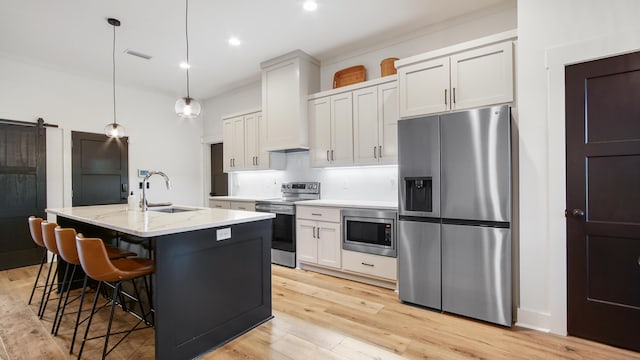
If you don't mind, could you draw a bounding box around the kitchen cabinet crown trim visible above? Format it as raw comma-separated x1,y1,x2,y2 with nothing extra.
395,29,517,69
308,75,398,100
221,108,262,120
260,49,320,69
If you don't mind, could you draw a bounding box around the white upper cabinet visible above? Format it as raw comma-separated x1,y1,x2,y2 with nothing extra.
221,110,285,172
353,80,398,165
261,50,320,151
222,115,245,172
397,57,450,118
397,38,514,118
309,93,353,167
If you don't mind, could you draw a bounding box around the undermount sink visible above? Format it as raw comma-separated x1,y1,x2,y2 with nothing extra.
150,207,198,214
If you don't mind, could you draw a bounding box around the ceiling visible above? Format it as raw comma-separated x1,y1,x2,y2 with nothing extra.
0,0,513,100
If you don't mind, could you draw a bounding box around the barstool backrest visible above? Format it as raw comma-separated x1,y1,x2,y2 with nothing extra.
75,234,121,282
55,227,80,265
41,221,59,254
28,216,45,247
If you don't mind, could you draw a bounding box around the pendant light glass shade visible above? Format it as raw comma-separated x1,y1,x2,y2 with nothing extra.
176,0,200,120
175,96,201,119
105,18,125,138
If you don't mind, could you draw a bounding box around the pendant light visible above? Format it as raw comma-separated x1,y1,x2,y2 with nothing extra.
175,0,201,119
104,18,125,138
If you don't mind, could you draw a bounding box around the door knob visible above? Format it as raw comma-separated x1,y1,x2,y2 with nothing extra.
565,209,585,217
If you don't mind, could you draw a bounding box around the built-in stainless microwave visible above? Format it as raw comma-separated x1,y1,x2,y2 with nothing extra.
342,208,397,257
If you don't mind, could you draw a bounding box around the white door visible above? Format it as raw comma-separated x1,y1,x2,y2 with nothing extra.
309,97,332,167
317,222,341,269
244,112,259,169
450,41,513,110
330,93,354,166
353,86,379,165
222,118,234,172
378,81,399,164
231,116,245,169
398,57,450,117
296,219,318,264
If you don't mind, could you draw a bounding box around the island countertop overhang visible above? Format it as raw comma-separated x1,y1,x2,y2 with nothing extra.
46,204,275,237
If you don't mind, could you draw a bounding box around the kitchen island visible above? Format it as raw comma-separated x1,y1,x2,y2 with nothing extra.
46,204,275,360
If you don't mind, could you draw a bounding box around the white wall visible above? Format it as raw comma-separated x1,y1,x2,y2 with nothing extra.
0,56,204,210
516,0,640,334
203,3,517,202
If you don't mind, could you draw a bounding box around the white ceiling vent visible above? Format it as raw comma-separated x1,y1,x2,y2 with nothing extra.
124,49,152,60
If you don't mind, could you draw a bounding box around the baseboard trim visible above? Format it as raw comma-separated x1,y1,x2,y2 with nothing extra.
516,307,552,333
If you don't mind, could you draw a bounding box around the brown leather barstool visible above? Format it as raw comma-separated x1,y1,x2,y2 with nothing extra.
54,227,137,354
39,220,64,319
27,216,51,306
76,234,155,360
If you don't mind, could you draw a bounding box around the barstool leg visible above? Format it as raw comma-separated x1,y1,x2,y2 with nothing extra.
78,281,102,360
102,281,121,360
39,254,59,318
28,248,47,305
53,264,77,334
51,262,72,333
69,274,89,354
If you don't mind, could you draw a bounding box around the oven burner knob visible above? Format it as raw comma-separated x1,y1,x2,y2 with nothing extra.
286,184,292,189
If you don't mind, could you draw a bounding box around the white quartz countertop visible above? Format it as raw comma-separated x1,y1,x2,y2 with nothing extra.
296,199,398,210
46,204,275,237
209,196,272,202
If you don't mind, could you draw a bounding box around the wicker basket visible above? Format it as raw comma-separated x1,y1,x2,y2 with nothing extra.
380,58,399,76
333,65,366,88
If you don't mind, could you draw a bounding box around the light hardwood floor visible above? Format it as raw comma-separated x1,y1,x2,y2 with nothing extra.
0,263,638,359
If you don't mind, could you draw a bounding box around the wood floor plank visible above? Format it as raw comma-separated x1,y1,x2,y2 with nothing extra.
1,263,639,359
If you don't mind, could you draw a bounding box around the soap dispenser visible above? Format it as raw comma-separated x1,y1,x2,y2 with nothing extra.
127,191,137,210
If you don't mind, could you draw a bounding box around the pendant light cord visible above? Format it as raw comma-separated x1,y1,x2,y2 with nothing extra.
185,0,191,99
112,21,117,125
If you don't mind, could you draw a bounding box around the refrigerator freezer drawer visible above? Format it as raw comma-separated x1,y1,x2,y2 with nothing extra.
442,224,511,326
398,219,441,310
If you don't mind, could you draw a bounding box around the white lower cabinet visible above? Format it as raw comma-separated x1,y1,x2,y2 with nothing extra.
296,206,341,269
209,199,255,211
342,250,397,281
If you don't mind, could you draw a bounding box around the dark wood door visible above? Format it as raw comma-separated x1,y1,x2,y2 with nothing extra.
0,120,46,270
72,131,128,206
210,143,227,196
566,51,640,351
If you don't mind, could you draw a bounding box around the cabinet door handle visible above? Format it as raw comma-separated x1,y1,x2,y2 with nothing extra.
312,226,316,238
361,262,374,267
255,156,259,166
378,145,382,158
373,146,377,159
453,87,456,104
326,150,330,162
316,227,320,239
331,150,335,161
444,89,447,105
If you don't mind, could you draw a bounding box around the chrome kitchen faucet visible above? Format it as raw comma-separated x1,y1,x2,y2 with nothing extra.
141,171,172,211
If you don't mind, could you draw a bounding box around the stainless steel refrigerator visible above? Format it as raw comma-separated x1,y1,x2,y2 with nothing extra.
397,105,512,326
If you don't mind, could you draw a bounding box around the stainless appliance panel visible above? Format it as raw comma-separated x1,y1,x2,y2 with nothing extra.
442,224,511,326
342,208,397,257
440,105,511,222
398,219,441,310
398,116,440,218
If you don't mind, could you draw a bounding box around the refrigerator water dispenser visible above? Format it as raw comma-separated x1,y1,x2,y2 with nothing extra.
404,177,432,212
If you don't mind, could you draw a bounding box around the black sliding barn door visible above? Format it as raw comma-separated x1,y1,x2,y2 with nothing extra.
71,131,128,206
0,119,46,270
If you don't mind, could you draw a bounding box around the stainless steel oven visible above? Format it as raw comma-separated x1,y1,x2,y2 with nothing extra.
255,182,320,268
342,208,397,257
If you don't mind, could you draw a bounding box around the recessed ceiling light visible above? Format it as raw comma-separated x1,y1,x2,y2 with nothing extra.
303,0,318,11
228,37,241,46
179,62,190,69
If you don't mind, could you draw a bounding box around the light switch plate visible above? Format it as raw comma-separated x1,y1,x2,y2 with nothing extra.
216,228,231,241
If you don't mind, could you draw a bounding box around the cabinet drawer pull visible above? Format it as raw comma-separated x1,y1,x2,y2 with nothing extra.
238,207,246,210
311,213,322,216
361,262,375,267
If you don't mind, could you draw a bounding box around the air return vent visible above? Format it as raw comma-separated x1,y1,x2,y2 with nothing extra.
124,49,152,60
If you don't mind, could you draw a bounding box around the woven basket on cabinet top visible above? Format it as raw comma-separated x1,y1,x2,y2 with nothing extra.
333,65,366,88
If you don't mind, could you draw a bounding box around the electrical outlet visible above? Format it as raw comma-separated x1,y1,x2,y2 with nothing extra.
216,228,231,241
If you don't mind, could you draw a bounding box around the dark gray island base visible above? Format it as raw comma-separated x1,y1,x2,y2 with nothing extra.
56,216,273,360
